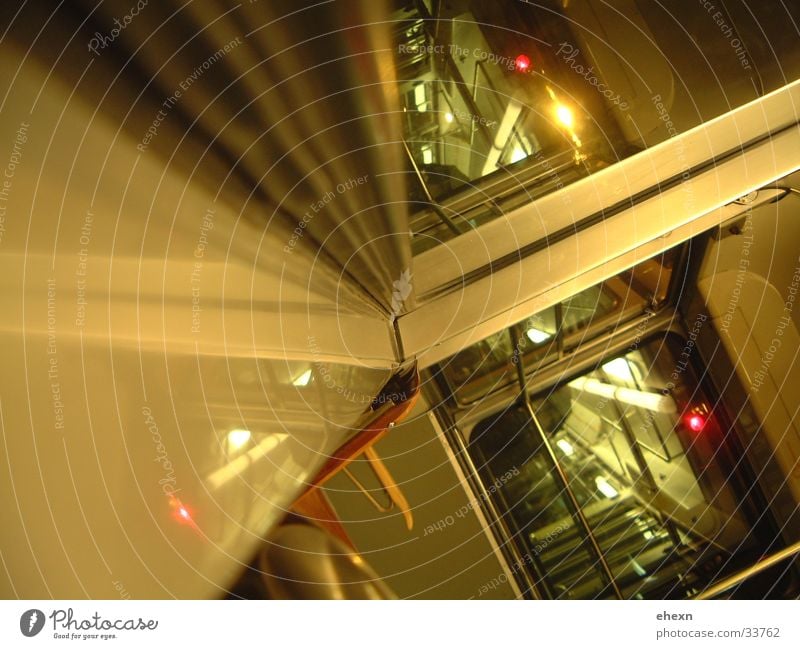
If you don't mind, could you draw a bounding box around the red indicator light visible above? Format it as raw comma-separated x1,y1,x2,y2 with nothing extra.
169,496,196,527
686,414,706,432
515,54,531,72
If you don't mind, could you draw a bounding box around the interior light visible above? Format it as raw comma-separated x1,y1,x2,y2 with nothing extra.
292,368,312,387
602,358,635,383
515,54,531,72
169,497,196,527
414,84,427,111
525,327,551,344
509,146,528,164
481,99,524,175
569,377,677,414
206,433,290,491
444,112,454,123
226,428,251,452
556,439,574,456
686,413,706,433
595,476,619,499
555,104,574,128
630,558,648,577
421,147,433,164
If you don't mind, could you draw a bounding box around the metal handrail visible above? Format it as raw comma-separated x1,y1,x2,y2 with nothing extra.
412,0,497,153
696,540,800,599
473,59,529,153
511,325,624,599
402,139,462,236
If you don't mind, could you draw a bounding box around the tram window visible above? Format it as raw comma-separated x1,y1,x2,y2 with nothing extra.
560,284,617,335
393,2,800,249
439,281,626,404
439,250,678,404
469,334,767,599
393,1,627,248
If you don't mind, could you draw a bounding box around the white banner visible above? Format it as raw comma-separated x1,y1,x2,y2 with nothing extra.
1,600,798,648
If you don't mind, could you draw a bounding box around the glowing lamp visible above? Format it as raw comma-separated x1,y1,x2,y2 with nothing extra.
686,414,706,433
515,54,531,72
169,497,196,527
226,428,252,452
555,104,574,128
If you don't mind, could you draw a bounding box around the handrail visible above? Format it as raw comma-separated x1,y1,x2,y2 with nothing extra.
511,325,624,600
696,540,800,599
402,139,462,236
413,0,497,152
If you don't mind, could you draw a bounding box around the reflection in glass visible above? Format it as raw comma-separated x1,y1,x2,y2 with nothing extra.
469,336,760,599
438,249,677,405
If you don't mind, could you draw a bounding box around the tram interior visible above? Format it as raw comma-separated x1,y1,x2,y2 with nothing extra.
0,0,799,600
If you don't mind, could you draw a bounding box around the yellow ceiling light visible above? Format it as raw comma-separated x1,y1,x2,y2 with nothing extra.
603,357,635,383
595,476,619,499
525,327,551,344
555,103,574,129
556,439,575,456
226,428,252,453
292,368,312,386
546,87,582,149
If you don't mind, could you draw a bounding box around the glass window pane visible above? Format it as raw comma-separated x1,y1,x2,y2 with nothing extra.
393,1,800,250
469,335,762,598
470,405,612,598
438,250,677,404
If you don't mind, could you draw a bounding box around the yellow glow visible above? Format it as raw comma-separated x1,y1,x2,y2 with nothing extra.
209,433,289,489
547,90,582,150
556,439,574,456
421,146,433,164
510,146,528,164
603,358,634,383
555,104,574,129
525,327,551,343
414,84,427,111
595,476,619,499
227,428,251,452
292,368,312,386
444,112,454,123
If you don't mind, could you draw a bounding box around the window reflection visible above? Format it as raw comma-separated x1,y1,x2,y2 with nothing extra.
438,249,677,404
469,336,759,599
394,1,800,251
